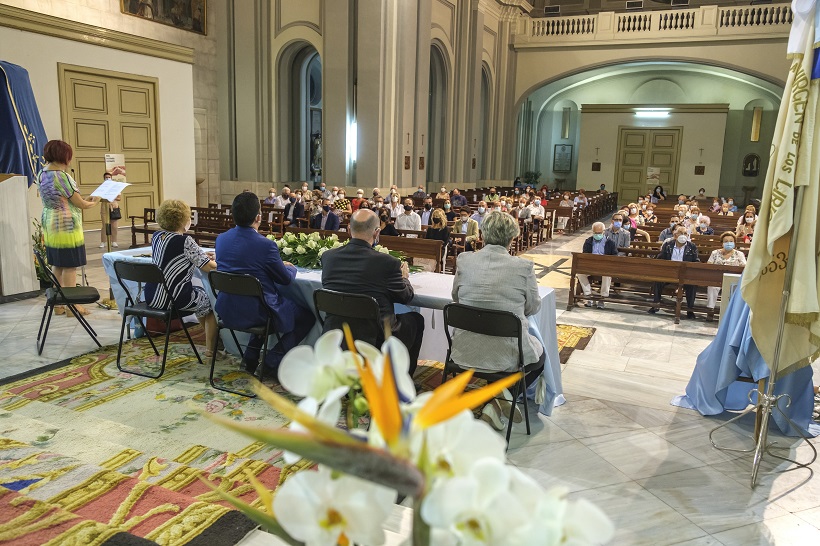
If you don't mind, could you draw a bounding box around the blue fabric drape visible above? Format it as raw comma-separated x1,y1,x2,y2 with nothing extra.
0,61,48,186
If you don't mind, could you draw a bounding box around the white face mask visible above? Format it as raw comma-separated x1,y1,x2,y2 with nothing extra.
478,207,485,213
745,217,754,223
357,192,363,197
441,188,446,193
677,235,688,244
630,208,637,214
392,196,399,202
269,192,275,197
302,186,308,191
375,203,383,208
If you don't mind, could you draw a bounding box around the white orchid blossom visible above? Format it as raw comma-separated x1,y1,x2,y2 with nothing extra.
285,386,349,464
411,410,506,483
421,458,534,546
278,330,357,402
274,465,395,546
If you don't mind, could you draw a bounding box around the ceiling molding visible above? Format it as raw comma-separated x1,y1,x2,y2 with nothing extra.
0,5,194,65
581,103,730,113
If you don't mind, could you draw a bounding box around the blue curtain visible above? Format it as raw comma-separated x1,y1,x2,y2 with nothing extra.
0,61,48,186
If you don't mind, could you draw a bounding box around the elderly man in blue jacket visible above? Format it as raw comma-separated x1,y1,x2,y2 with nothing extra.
215,192,315,377
577,221,618,309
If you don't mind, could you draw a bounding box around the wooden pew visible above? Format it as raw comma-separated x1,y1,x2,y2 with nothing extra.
681,262,745,320
379,235,444,273
129,208,157,248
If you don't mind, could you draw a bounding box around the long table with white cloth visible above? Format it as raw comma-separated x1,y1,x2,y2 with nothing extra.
102,247,565,415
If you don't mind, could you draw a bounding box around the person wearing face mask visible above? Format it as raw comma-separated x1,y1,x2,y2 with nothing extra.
641,204,657,224
705,231,746,310
626,203,643,228
659,216,679,242
515,197,532,221
263,188,278,205
574,189,589,209
274,186,291,208
395,199,422,231
144,199,218,355
373,196,385,210
334,191,351,214
718,203,733,216
471,201,489,226
727,198,738,212
453,207,480,250
413,186,427,199
370,188,382,203
694,215,714,235
677,195,687,205
736,205,758,227
485,187,500,202
554,193,573,235
310,198,340,230
425,208,451,248
352,189,366,211
651,185,667,203
684,208,701,233
420,197,434,226
498,198,508,213
650,226,700,318
604,212,631,255
451,188,467,207
386,193,402,219
319,183,331,199
435,186,450,200
528,198,545,223
736,212,757,243
378,209,400,236
389,184,399,196
577,222,618,308
444,200,456,221
710,198,721,213
282,192,305,226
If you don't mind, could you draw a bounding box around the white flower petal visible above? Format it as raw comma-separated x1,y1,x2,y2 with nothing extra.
563,497,615,545
421,476,478,529
279,346,320,397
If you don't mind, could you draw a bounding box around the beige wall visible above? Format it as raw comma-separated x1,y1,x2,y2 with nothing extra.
0,26,196,216
578,112,727,199
0,0,220,207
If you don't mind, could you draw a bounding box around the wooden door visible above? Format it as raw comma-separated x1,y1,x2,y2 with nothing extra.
58,64,161,230
614,127,681,204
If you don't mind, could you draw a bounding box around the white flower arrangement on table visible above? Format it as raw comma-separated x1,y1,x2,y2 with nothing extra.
204,327,614,546
267,232,420,271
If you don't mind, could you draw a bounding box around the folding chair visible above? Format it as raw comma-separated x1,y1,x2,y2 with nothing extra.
208,271,283,397
113,261,203,379
442,303,541,446
34,251,101,355
313,289,382,349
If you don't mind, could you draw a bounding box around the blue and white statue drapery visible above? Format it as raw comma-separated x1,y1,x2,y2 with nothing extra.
0,61,48,186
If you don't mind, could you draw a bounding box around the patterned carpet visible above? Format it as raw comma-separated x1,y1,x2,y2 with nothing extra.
0,323,596,544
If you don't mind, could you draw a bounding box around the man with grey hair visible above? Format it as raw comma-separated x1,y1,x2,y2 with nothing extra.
320,209,424,374
605,211,631,255
577,221,618,309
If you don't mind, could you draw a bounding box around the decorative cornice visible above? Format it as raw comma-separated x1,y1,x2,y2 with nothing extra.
581,104,730,114
494,0,535,14
0,5,194,64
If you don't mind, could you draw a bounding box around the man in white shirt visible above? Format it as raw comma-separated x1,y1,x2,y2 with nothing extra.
395,199,421,231
274,186,291,208
471,201,488,226
528,198,545,221
515,198,531,221
420,197,434,226
329,186,340,202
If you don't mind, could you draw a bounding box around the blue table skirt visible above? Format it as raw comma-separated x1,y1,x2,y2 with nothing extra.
671,276,819,437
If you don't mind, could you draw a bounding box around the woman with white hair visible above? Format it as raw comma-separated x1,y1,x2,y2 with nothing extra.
694,215,714,235
450,211,545,430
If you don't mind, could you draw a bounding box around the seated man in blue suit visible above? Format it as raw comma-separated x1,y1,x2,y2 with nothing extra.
309,198,341,230
215,192,315,377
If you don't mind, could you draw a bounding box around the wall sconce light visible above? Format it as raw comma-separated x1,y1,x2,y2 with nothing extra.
561,107,571,139
751,107,762,142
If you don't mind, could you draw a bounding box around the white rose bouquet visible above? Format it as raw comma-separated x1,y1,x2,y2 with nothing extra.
267,233,420,271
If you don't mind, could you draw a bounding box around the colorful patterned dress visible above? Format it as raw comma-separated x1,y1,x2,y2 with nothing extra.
38,169,87,268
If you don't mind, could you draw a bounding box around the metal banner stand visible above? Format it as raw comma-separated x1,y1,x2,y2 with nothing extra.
97,198,117,310
709,184,817,487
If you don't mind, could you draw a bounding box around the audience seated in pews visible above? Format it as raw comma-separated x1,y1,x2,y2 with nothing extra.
334,191,351,214
706,231,746,311
736,210,756,243
282,194,304,226
573,189,589,208
694,216,714,235
263,188,277,205
144,200,218,355
444,201,456,221
372,195,385,210
736,205,758,227
425,209,451,247
528,198,545,223
605,212,631,254
626,203,643,228
709,198,721,213
513,197,531,221
319,182,331,199
717,202,733,216
651,185,667,203
436,186,450,200
310,198,341,230
386,194,402,218
641,203,657,224
578,221,617,309
451,188,468,208
412,186,427,199
659,216,679,242
370,187,382,204
454,207,480,251
727,198,738,212
485,187,500,202
273,186,291,208
395,198,422,231
215,192,316,377
320,209,424,375
378,210,400,236
649,226,700,318
352,189,366,211
451,211,545,430
420,197,434,226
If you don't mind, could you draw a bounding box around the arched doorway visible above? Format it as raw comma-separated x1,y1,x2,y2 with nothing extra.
277,43,322,183
427,44,447,186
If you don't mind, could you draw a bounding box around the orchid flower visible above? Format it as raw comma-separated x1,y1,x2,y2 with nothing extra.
273,465,395,546
285,386,349,464
354,336,416,403
278,330,357,403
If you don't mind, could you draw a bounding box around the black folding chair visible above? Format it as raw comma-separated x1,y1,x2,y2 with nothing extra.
34,251,101,355
442,303,540,446
208,271,283,397
312,289,382,349
113,261,203,379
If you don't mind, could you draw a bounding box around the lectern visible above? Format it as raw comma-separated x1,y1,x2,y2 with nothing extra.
0,175,38,297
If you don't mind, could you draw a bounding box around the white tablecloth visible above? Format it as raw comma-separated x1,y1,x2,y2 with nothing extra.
102,249,564,415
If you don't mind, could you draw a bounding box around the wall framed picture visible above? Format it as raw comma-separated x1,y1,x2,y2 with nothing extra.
553,144,572,173
121,0,207,35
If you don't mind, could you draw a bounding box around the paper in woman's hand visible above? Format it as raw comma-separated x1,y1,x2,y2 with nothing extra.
91,180,130,201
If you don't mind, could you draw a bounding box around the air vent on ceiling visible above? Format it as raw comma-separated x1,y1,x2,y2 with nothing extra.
544,6,561,16
671,0,690,6
625,0,644,10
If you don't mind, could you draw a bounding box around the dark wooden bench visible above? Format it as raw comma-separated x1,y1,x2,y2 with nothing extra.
379,235,444,273
129,208,157,248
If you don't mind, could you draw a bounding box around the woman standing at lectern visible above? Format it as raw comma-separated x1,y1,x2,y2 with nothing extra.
38,140,100,316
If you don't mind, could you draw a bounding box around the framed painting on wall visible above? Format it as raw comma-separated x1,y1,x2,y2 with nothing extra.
553,144,572,172
121,0,207,35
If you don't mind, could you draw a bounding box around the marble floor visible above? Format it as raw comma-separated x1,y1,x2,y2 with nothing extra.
2,224,820,545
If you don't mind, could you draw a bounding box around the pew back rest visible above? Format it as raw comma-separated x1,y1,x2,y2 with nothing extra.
571,253,684,283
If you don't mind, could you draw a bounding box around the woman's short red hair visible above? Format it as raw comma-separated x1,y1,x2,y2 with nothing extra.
43,140,73,164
